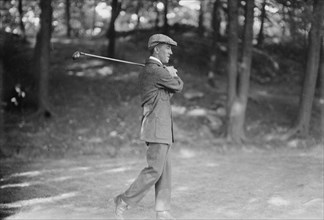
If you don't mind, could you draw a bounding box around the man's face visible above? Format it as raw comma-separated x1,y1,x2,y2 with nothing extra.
156,44,173,64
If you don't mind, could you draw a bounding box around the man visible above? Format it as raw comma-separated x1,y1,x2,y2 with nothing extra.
113,34,184,220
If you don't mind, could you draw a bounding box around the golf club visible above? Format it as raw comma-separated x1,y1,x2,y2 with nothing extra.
72,51,145,67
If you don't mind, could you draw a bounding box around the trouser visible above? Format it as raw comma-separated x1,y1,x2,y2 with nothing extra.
120,143,171,211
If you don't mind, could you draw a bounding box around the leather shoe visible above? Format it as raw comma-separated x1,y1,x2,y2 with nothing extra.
156,211,176,220
113,195,128,220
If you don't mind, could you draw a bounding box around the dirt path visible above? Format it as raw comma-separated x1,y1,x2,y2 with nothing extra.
0,146,323,219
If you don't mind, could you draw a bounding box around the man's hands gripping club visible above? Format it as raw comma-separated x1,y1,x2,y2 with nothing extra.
165,66,178,77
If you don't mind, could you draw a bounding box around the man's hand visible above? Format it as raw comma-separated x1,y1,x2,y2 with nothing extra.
165,66,178,77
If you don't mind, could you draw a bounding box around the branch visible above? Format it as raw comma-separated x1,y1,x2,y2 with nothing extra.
253,48,280,70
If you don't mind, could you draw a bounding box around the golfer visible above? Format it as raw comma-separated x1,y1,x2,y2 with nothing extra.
113,34,184,220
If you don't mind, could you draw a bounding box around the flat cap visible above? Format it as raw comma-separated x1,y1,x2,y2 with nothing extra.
148,34,177,49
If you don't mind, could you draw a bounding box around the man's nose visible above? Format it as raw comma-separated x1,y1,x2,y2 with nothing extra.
170,49,173,55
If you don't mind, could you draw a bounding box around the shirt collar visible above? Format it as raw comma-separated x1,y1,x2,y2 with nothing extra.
149,56,163,65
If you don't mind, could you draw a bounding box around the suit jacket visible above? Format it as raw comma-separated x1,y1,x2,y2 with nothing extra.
139,58,184,145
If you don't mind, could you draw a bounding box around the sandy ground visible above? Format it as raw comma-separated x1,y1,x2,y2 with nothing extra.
0,146,323,220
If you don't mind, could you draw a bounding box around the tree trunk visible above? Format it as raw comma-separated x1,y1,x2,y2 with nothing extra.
226,0,239,111
212,0,222,48
92,0,97,36
226,0,239,141
33,0,52,116
18,0,26,41
234,0,254,142
0,48,4,152
293,0,324,137
281,4,286,37
320,37,324,143
208,0,222,83
198,0,206,36
107,0,121,57
257,0,266,47
66,0,71,37
227,0,254,143
163,0,169,35
135,1,142,30
155,2,160,30
287,5,298,42
77,0,85,37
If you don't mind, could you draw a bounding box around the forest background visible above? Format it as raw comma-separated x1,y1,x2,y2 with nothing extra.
0,0,323,158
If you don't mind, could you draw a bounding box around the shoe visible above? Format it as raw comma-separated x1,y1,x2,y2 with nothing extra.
156,211,176,220
113,195,128,220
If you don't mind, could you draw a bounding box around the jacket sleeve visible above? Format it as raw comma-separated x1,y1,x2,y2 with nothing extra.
155,68,184,93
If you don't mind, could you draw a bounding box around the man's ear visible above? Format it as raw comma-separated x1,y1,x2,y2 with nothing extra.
154,46,159,54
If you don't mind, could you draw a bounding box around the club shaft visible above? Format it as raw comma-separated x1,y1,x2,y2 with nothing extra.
80,52,145,67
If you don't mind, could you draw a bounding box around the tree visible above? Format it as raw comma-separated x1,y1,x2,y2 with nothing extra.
198,0,207,36
91,0,98,36
257,0,266,47
65,0,71,37
135,1,143,30
212,0,222,48
0,44,4,152
163,0,169,35
18,0,26,41
32,0,53,117
208,0,223,88
226,0,254,143
226,0,239,141
155,1,160,30
320,37,324,143
282,0,324,138
106,0,121,57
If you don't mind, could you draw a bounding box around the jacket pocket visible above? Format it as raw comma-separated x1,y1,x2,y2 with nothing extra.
155,117,170,139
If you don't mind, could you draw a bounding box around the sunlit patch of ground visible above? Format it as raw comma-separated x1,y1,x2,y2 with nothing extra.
0,149,323,219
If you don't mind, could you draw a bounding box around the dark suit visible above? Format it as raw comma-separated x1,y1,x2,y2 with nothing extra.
139,58,183,144
120,58,183,212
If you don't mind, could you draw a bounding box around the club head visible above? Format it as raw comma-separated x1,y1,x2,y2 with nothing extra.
72,51,81,60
